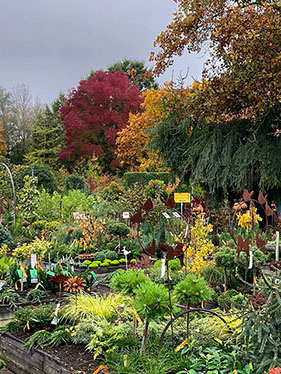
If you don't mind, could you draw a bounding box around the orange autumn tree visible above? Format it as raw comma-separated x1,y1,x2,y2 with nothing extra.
116,84,190,171
0,122,7,160
151,0,281,124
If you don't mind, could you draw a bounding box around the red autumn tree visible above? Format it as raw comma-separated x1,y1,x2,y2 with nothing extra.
59,70,143,172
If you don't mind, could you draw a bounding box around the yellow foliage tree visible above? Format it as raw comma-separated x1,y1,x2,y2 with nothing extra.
186,215,215,273
116,84,190,171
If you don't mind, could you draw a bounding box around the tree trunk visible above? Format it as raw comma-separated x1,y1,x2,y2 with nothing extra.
140,320,149,354
133,316,137,338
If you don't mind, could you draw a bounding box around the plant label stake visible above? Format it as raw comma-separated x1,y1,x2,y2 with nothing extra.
51,303,60,325
31,253,37,269
276,231,280,262
248,251,253,269
161,256,166,278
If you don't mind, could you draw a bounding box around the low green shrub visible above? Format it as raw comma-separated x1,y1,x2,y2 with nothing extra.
83,260,92,265
0,289,23,309
14,304,54,328
107,222,130,237
26,289,45,303
94,252,106,262
110,269,150,296
0,321,20,334
20,164,57,193
89,262,99,268
64,174,88,193
0,225,14,248
72,321,96,345
104,250,118,261
87,318,129,359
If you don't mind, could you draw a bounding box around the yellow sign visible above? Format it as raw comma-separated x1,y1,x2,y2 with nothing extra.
174,193,191,203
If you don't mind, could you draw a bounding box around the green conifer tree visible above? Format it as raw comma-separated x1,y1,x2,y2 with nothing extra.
26,94,66,169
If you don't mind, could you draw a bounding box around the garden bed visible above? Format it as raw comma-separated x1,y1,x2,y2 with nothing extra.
0,332,100,374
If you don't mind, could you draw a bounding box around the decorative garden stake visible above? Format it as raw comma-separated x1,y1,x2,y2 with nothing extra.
51,273,69,304
231,189,276,294
64,276,86,321
122,246,131,271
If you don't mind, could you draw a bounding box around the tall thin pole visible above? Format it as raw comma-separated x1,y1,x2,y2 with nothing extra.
276,231,280,262
0,163,16,225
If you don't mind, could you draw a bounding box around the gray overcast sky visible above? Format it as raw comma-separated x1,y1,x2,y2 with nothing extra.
0,0,205,104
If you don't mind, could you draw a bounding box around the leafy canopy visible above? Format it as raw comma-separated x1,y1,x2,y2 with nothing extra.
59,70,143,172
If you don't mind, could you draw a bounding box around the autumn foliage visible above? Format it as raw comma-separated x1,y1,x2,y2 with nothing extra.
151,0,281,122
116,84,190,171
59,70,143,172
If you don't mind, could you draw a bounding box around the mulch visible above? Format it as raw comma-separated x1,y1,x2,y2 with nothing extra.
12,331,104,374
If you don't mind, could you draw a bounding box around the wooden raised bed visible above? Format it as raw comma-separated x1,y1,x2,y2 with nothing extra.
0,333,73,374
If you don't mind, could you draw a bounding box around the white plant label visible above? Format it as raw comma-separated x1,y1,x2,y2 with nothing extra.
162,212,171,219
31,253,37,269
123,212,130,219
73,212,87,220
248,251,253,269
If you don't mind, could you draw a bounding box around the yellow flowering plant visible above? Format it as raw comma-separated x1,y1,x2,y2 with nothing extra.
237,207,262,228
186,214,215,273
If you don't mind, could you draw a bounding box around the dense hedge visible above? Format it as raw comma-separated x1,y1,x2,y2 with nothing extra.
124,172,171,187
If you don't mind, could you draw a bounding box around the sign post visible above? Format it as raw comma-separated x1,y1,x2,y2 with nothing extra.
123,212,130,226
174,193,191,217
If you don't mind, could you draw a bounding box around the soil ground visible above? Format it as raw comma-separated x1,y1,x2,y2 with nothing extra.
12,330,102,374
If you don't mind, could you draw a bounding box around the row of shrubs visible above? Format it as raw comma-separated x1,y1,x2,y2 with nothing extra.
83,258,136,268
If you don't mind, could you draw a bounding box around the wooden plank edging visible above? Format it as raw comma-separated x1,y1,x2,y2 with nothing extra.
0,333,73,374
